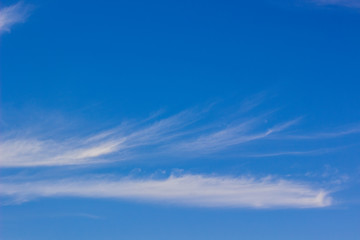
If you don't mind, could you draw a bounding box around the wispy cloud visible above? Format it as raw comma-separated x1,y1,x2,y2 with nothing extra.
168,118,301,154
1,106,359,167
311,0,360,8
0,174,333,208
0,1,33,32
282,125,360,140
0,109,200,167
0,107,301,167
245,144,357,157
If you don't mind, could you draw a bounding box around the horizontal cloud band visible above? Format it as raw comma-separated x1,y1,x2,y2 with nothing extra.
0,174,332,208
0,108,300,167
3,106,358,168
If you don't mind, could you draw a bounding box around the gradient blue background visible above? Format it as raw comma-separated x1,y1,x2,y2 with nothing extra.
1,0,360,239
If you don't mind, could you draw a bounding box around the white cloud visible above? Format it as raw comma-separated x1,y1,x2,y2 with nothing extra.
0,108,297,167
0,109,199,167
171,118,301,154
0,1,32,32
1,106,359,167
245,145,352,157
283,125,360,140
0,174,333,208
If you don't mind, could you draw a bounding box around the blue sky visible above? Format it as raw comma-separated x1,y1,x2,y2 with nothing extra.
1,0,360,239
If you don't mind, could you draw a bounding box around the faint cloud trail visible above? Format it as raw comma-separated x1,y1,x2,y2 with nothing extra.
1,106,359,167
0,1,33,32
0,174,333,208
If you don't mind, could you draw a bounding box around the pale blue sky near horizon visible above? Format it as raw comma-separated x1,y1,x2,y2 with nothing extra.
1,0,360,239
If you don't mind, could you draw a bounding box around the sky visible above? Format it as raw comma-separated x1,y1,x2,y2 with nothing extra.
0,0,360,239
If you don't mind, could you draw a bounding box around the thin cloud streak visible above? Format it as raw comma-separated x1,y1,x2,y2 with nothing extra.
0,109,201,167
278,125,360,140
244,143,359,157
1,107,359,167
0,1,33,32
0,108,298,167
0,174,333,208
246,148,339,157
169,118,301,154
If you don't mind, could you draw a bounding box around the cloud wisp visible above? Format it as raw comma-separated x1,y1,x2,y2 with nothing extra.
0,1,33,33
0,109,202,167
0,174,332,208
0,108,294,167
171,118,301,154
1,106,359,167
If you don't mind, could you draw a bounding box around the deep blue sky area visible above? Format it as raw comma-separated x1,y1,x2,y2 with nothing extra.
1,0,360,239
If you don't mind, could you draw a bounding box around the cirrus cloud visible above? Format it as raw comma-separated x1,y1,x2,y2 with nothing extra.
0,174,333,208
0,1,33,33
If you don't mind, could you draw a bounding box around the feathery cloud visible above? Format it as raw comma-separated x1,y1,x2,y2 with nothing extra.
0,1,32,32
0,174,333,208
1,106,359,167
0,109,199,167
282,125,360,140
